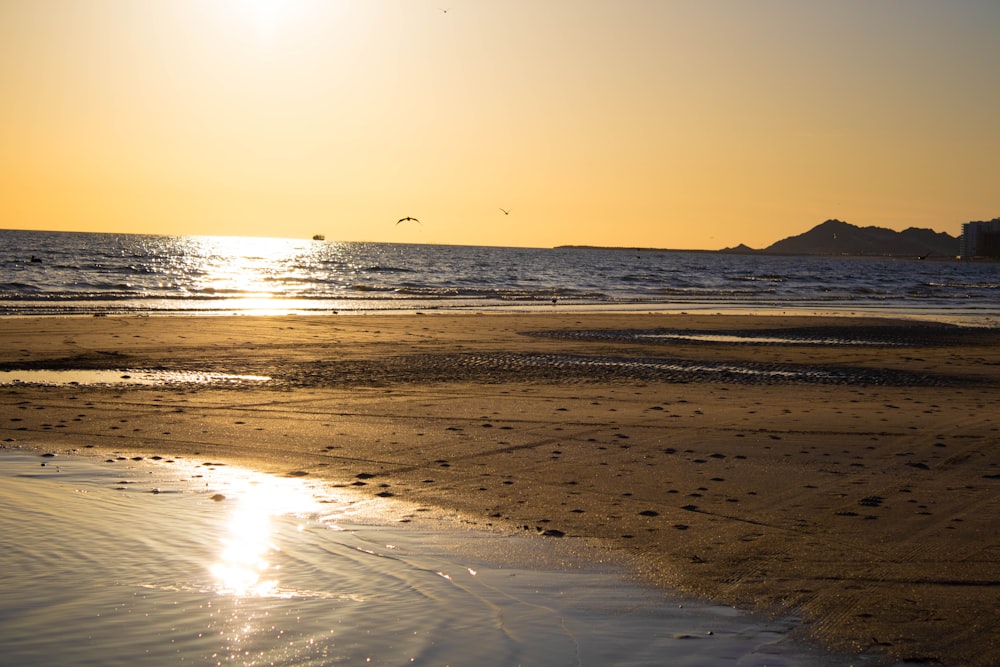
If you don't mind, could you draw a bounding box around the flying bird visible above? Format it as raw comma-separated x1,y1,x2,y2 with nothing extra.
500,208,510,215
397,216,420,225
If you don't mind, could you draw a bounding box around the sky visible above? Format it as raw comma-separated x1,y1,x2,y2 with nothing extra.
1,1,998,250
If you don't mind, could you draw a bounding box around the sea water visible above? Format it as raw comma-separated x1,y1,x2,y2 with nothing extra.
2,229,997,322
0,450,899,667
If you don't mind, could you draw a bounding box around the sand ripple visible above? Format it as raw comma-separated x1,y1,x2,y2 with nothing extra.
285,351,965,387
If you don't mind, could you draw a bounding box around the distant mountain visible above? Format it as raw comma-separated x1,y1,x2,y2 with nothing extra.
719,243,757,254
725,219,959,257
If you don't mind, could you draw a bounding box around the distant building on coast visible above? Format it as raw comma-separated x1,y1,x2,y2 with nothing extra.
960,218,1000,259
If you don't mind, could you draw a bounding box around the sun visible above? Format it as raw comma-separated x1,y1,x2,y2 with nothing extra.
249,0,282,25
225,0,297,42
249,0,287,39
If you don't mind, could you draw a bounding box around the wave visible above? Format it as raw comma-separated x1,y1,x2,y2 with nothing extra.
360,265,416,274
925,281,1000,290
4,231,1000,317
727,274,787,283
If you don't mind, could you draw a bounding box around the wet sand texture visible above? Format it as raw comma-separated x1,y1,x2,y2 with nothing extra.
1,313,998,666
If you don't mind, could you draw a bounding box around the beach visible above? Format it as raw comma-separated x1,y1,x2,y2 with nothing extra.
2,312,998,665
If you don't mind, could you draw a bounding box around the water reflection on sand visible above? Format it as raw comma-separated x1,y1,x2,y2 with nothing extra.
0,369,270,386
209,470,319,597
0,450,898,666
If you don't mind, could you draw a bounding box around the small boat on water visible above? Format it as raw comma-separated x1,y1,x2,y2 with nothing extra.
312,234,325,241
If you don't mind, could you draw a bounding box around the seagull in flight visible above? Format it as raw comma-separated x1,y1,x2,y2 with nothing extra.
499,208,510,215
397,216,420,225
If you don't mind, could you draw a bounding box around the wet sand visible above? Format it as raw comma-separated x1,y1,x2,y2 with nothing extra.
2,312,999,665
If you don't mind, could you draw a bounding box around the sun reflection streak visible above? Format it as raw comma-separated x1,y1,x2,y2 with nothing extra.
207,471,322,597
184,235,320,308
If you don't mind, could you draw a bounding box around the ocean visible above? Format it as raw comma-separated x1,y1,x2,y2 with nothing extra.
2,229,998,322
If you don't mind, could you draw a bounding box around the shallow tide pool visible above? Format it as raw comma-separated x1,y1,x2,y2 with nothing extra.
0,369,270,386
0,450,895,666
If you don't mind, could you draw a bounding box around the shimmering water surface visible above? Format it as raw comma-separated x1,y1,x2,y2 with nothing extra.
0,369,271,386
0,451,898,667
2,229,998,321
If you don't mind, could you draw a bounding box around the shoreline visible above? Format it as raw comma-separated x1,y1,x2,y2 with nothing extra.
1,303,997,328
2,312,999,665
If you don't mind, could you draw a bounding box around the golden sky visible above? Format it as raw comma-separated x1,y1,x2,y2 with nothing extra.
2,0,998,249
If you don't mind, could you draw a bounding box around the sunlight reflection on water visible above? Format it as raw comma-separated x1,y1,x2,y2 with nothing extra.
209,474,319,597
0,450,903,667
0,369,270,386
638,332,886,345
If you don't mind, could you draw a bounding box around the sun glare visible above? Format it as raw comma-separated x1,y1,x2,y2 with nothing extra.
250,0,282,30
185,235,313,305
193,235,312,260
222,0,298,43
208,469,322,597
